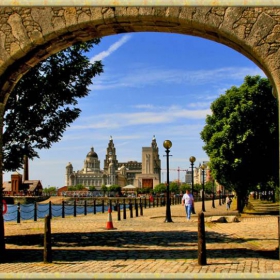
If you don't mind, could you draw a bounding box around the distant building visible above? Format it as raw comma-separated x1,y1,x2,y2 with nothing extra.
185,170,192,185
3,172,43,196
65,136,161,190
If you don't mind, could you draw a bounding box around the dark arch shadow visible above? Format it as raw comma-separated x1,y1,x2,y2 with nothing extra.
3,229,278,263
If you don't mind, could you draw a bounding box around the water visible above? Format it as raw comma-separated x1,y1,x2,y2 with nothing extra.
3,203,114,222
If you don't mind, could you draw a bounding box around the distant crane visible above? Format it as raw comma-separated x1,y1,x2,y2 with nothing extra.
161,167,188,183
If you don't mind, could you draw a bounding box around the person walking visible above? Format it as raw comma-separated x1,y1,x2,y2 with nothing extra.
182,189,194,221
226,195,232,210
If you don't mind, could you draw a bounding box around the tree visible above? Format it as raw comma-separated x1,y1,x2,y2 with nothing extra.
154,183,167,194
101,185,108,197
169,181,180,194
43,186,57,196
179,183,190,193
200,75,279,212
88,186,96,191
3,39,103,171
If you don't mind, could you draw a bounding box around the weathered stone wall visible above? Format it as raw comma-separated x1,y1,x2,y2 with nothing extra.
1,6,280,102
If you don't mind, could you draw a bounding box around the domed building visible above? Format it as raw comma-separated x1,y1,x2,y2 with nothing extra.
65,147,106,187
65,136,161,191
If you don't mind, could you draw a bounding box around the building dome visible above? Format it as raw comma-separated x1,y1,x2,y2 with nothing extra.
86,147,98,158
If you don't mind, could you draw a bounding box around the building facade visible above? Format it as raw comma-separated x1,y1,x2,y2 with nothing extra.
65,136,161,190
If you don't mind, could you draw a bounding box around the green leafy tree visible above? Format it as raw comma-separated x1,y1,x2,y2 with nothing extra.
108,184,122,196
204,181,215,195
193,183,202,193
170,181,180,194
88,186,96,191
180,183,190,193
101,185,108,196
200,75,278,212
43,186,57,196
138,187,151,194
3,39,103,171
75,184,85,191
154,183,167,194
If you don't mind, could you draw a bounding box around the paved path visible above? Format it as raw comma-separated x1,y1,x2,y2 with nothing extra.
0,198,280,279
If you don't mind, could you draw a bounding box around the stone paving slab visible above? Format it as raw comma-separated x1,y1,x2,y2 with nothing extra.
0,199,280,278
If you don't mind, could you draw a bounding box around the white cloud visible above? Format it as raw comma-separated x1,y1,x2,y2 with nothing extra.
67,106,211,131
90,34,132,62
90,66,265,91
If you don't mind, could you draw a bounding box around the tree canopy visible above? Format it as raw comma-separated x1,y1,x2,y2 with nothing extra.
3,39,103,171
200,76,278,198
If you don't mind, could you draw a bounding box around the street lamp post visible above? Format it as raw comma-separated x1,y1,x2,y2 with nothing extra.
212,179,215,208
200,164,206,212
163,140,173,223
189,156,196,214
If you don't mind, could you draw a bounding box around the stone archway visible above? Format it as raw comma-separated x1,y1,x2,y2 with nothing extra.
1,6,280,253
1,7,280,102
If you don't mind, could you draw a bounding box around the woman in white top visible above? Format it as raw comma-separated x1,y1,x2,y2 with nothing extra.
182,189,194,220
226,195,232,210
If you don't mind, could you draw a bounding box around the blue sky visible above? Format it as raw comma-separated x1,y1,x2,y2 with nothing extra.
3,32,265,187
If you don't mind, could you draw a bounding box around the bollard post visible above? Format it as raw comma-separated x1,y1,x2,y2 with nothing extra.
62,200,65,218
144,197,147,208
123,199,126,220
44,215,52,263
117,201,121,221
84,200,87,215
17,202,20,224
34,202,37,222
102,200,105,213
278,216,280,260
93,200,96,214
198,212,207,265
135,200,138,217
73,199,76,217
140,199,143,216
109,200,112,211
129,201,133,218
48,201,52,219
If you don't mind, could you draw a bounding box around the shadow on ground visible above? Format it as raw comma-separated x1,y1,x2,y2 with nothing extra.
3,229,278,263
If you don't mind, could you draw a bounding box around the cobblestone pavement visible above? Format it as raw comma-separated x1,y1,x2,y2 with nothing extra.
0,199,280,279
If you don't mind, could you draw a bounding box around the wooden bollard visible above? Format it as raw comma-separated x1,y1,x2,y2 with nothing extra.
73,200,76,217
140,200,143,216
102,200,105,213
48,201,52,219
117,201,121,221
62,200,65,218
17,202,20,224
44,215,52,263
129,201,133,218
135,201,138,217
34,202,37,222
123,199,126,220
93,200,96,214
84,200,87,215
278,216,280,260
198,212,207,265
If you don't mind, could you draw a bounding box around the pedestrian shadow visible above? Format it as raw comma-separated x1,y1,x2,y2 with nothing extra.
3,229,279,263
